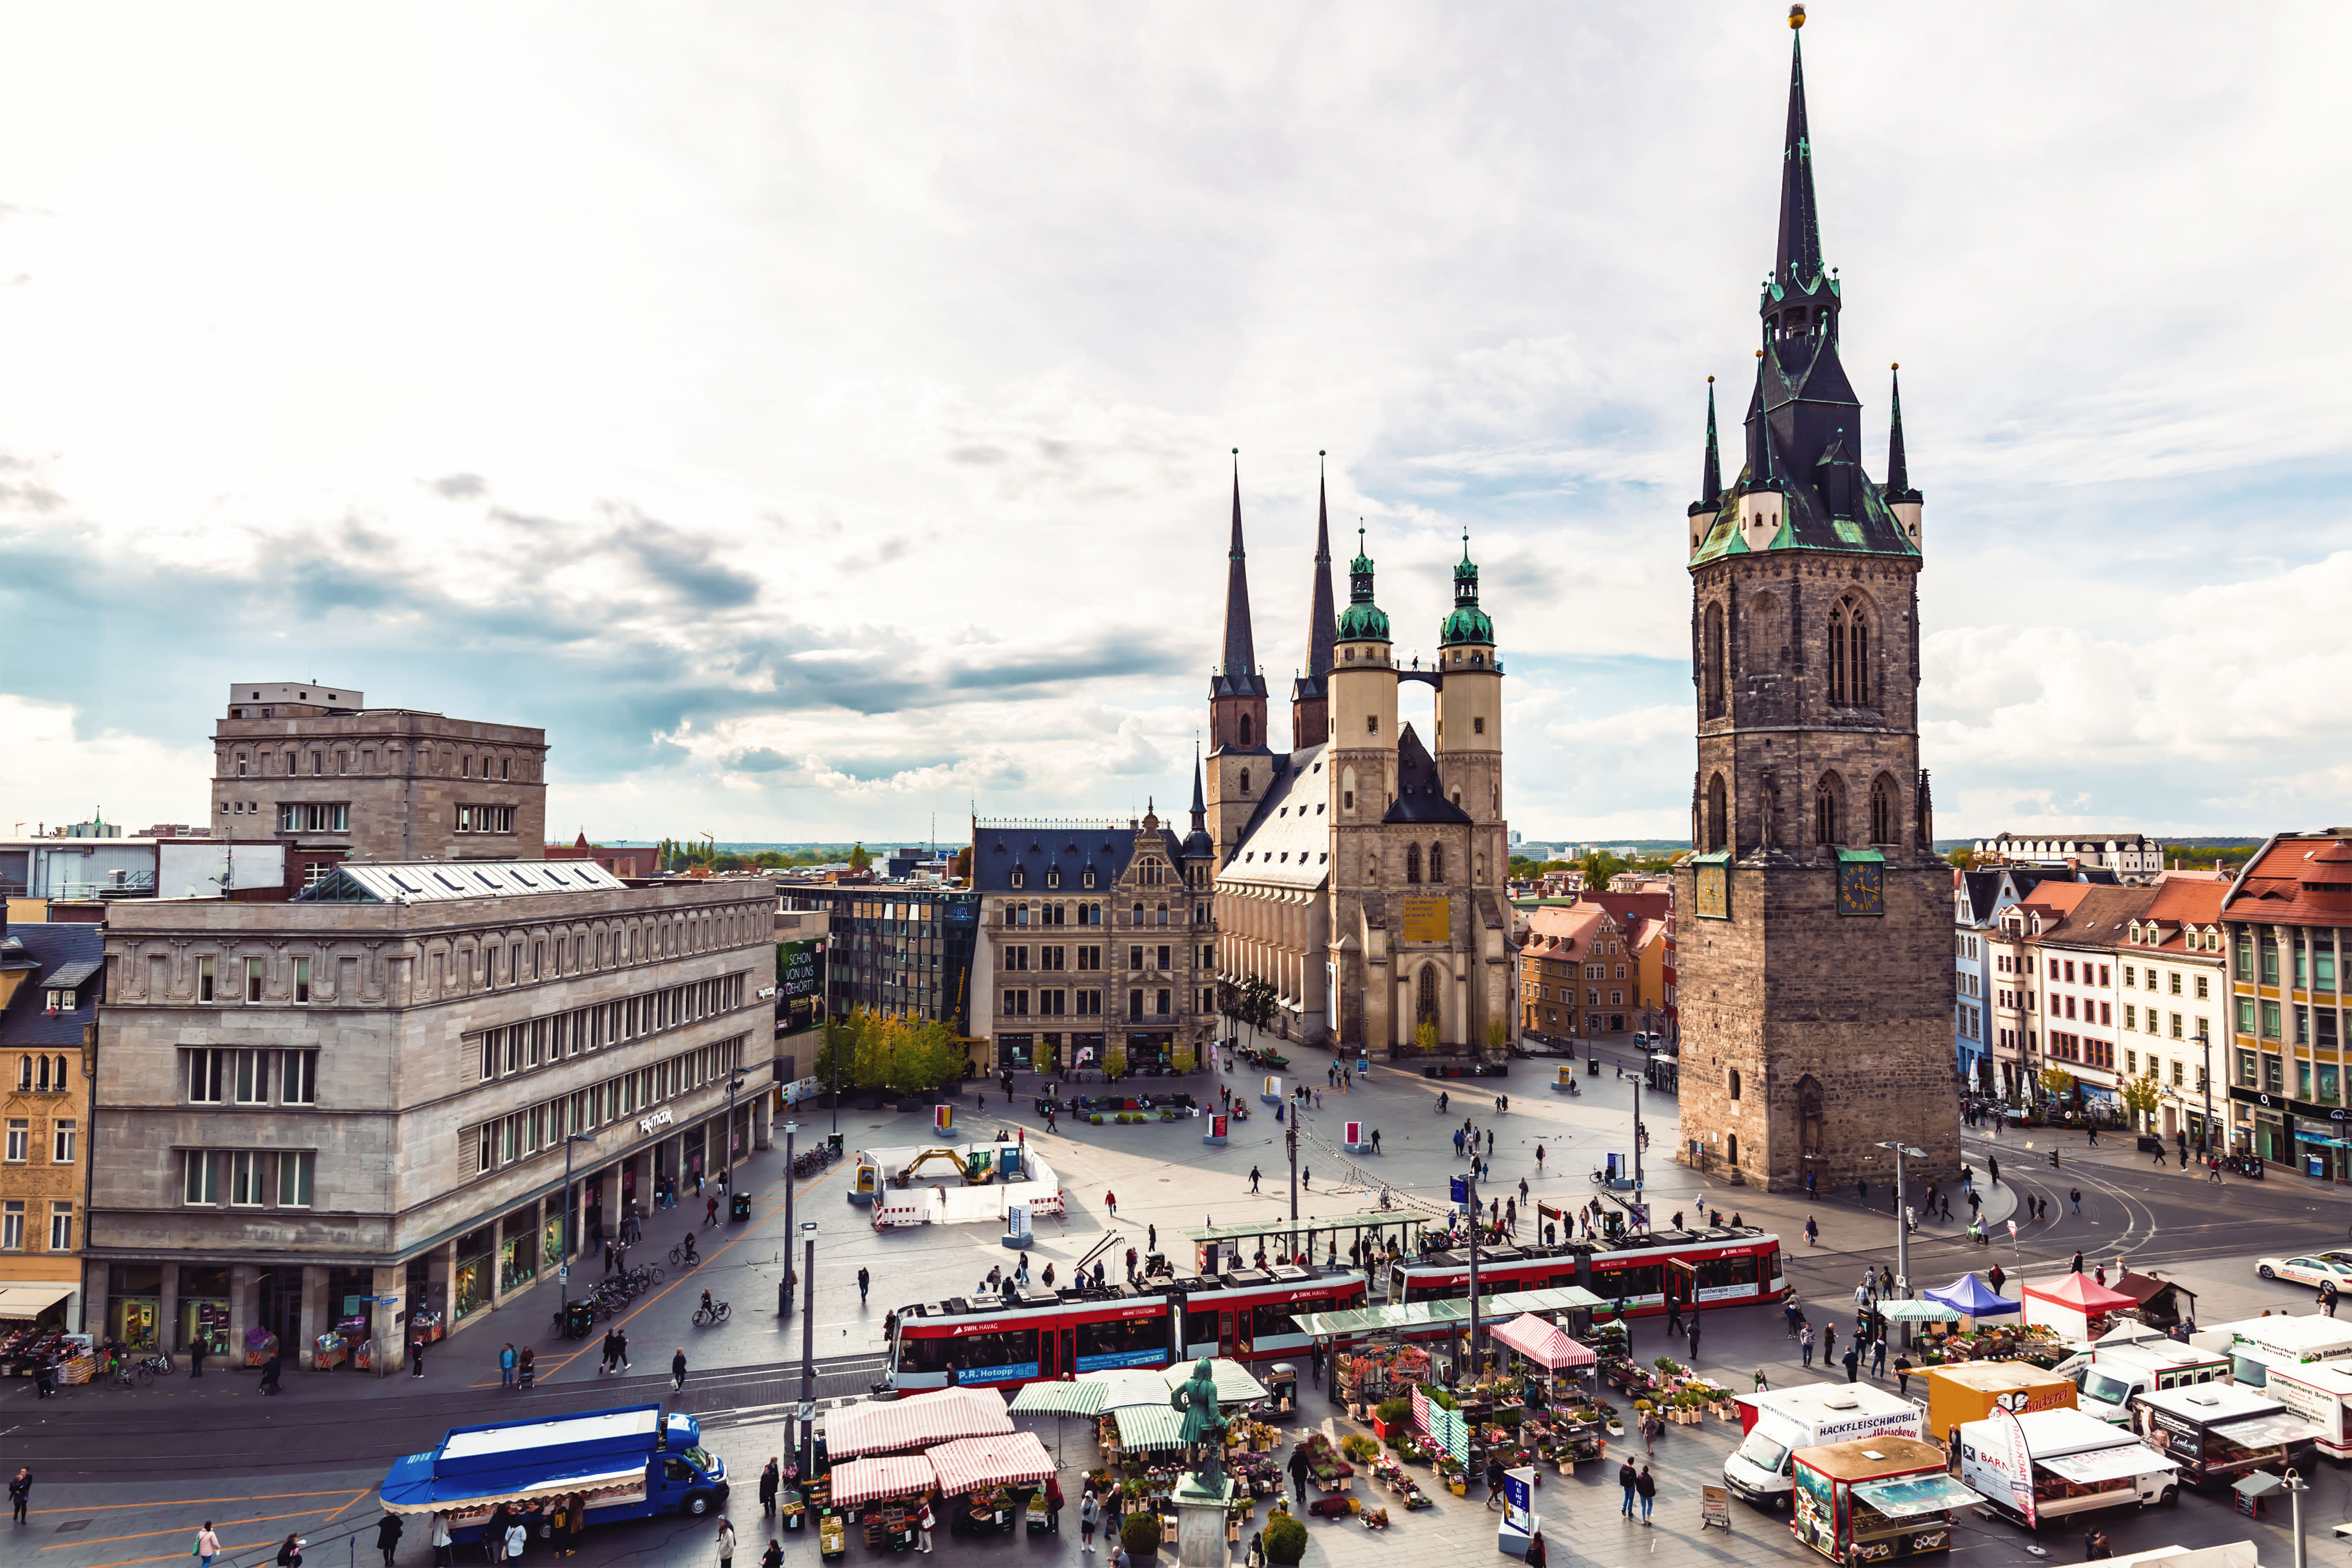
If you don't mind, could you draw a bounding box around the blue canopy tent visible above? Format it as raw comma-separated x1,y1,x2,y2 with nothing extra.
1921,1272,2020,1318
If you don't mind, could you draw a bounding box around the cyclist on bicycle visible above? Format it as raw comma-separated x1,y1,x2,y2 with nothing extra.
700,1288,714,1319
680,1232,698,1265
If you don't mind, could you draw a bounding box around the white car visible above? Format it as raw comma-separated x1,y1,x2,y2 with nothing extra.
2257,1255,2352,1290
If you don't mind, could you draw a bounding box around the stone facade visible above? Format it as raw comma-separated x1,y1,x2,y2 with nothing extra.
212,683,548,871
1672,13,1958,1192
85,871,776,1367
968,811,1218,1075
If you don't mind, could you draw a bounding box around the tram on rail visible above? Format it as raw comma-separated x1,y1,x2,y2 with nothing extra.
878,1265,1368,1393
1387,1223,1785,1320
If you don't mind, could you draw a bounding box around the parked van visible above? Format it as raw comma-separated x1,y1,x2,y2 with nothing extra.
1724,1382,1923,1510
2261,1359,2352,1461
2066,1342,2230,1425
2131,1385,2320,1487
1957,1406,2180,1528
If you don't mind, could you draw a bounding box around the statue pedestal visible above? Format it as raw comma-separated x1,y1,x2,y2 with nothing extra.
1172,1474,1234,1568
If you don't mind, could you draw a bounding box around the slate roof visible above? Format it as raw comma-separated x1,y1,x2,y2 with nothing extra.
0,922,105,1048
968,819,1201,897
1222,745,1332,892
1383,726,1471,825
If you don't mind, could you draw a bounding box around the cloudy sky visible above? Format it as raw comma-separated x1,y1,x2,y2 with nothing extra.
1,4,2346,845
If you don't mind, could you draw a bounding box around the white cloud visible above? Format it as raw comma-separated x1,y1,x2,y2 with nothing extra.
0,695,213,834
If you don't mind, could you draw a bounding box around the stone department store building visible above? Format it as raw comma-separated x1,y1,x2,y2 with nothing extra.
84,861,779,1369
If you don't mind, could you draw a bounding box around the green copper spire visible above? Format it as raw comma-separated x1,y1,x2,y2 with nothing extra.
1335,525,1389,641
1439,530,1494,647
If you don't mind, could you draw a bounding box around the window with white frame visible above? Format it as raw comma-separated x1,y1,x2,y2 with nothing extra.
278,1151,315,1207
183,1151,218,1205
51,1119,74,1164
3,1120,24,1162
48,1201,71,1251
1,1201,19,1250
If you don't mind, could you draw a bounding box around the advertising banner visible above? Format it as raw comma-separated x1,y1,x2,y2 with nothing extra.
1345,1121,1362,1145
1212,1115,1228,1139
935,1104,954,1133
1990,1406,2039,1526
1503,1468,1534,1534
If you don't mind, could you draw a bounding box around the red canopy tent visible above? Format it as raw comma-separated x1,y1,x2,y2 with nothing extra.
1489,1313,1598,1372
927,1432,1057,1496
2021,1272,2137,1340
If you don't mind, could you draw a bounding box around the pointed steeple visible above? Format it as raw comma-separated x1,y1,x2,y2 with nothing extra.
1306,454,1336,684
1885,362,1920,503
1700,377,1723,508
1775,8,1824,292
1217,449,1265,697
1190,746,1207,830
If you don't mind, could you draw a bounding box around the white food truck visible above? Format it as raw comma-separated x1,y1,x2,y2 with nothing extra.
2190,1314,2352,1388
2063,1340,2231,1425
1957,1406,2180,1528
1724,1382,1923,1510
2263,1358,2352,1462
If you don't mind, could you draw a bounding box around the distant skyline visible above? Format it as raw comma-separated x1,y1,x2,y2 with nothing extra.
2,5,2346,842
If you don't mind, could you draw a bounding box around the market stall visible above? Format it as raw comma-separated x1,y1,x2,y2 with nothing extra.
1922,1273,2022,1320
1158,1357,1268,1405
828,1456,937,1507
930,1433,1053,1537
1792,1436,1974,1563
2023,1273,2139,1343
827,1386,1014,1458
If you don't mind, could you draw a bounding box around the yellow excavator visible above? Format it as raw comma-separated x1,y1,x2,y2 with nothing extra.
890,1146,998,1186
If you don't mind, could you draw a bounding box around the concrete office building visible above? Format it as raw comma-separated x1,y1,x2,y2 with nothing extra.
212,682,549,884
84,860,778,1369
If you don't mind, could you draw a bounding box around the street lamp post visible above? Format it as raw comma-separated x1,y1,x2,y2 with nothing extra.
561,1131,599,1277
797,1220,819,1485
1286,1105,1299,1263
1876,1140,1927,1346
781,1120,799,1319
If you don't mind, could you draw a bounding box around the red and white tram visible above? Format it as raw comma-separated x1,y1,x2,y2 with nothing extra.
1387,1225,1784,1321
880,1265,1368,1393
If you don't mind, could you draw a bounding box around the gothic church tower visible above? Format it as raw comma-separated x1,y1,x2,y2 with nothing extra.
1673,8,1958,1192
1205,455,1271,867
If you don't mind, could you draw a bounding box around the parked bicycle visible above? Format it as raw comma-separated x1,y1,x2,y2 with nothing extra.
692,1299,730,1327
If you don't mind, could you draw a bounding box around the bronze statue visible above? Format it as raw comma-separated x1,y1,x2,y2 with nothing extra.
1168,1356,1230,1490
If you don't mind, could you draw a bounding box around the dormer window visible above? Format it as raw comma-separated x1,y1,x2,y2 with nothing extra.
1009,868,1026,889
45,988,75,1012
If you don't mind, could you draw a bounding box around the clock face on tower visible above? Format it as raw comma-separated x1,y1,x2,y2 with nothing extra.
1837,858,1885,918
1695,864,1729,921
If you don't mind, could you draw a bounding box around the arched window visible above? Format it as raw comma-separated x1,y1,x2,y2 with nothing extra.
1239,770,1250,795
35,1055,49,1092
1341,765,1357,814
1405,844,1422,884
1870,775,1896,845
1728,1133,1739,1166
1827,602,1847,704
1428,845,1445,884
1852,606,1870,704
1814,775,1840,845
1132,903,1145,925
15,1056,28,1090
1705,773,1728,853
52,1055,66,1088
1416,965,1440,1026
1239,713,1252,747
1156,903,1168,927
1729,1068,1742,1102
1703,601,1726,718
1798,1075,1826,1164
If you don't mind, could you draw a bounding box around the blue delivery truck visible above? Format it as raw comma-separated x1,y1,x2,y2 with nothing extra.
379,1403,729,1539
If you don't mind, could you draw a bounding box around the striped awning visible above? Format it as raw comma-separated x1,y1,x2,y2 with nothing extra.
1162,1358,1268,1405
828,1456,938,1507
927,1432,1056,1495
1489,1313,1595,1371
1111,1405,1189,1452
1294,1282,1607,1337
1005,1369,1167,1419
827,1387,1014,1457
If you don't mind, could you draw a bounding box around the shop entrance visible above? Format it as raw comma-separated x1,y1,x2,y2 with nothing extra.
256,1266,303,1351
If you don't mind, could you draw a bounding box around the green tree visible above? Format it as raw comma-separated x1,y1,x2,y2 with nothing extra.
1103,1044,1128,1080
1238,975,1279,1036
1946,846,1978,871
2121,1071,2164,1132
1486,1019,1509,1057
1414,1019,1441,1053
2039,1066,2076,1099
849,842,873,872
1508,855,1539,881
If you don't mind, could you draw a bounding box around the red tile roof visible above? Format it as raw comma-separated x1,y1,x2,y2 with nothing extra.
2222,834,2352,928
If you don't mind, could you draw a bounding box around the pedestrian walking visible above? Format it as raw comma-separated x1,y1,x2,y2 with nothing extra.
410,1335,426,1378
1535,1144,1545,1173
1526,1530,1547,1568
1842,1344,1859,1384
1665,1296,1683,1338
759,1459,780,1518
2070,1187,2082,1215
613,1328,630,1370
1822,1322,1838,1367
1641,1410,1662,1453
1287,1445,1310,1504
1080,1493,1099,1552
672,1347,689,1392
1485,1456,1508,1509
431,1515,454,1568
2071,1251,2084,1275
760,1542,781,1568
1786,1298,1801,1337
1895,1357,1912,1398
1872,1337,1888,1378
275,1534,305,1568
717,1516,737,1568
189,1338,206,1378
1987,1154,1999,1186
857,1267,871,1305
1635,1463,1656,1523
377,1512,405,1568
1805,1214,1819,1246
706,1196,719,1226
1104,1191,1117,1218
500,1342,517,1388
1618,1458,1638,1517
1857,1178,1869,1208
197,1523,223,1568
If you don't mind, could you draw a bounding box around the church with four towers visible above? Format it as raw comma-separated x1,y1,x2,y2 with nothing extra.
1204,466,1516,1060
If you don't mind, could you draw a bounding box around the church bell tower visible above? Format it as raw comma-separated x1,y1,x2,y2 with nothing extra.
1205,453,1271,867
1673,6,1957,1193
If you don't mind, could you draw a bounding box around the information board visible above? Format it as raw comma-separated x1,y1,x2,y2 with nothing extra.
1400,898,1450,944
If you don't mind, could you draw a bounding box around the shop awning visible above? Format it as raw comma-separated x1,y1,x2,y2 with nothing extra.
828,1456,938,1507
1875,1300,1962,1323
928,1432,1056,1495
2211,1413,2323,1450
827,1387,1014,1457
2042,1447,2179,1486
1111,1405,1189,1452
1293,1282,1606,1338
1850,1475,1983,1518
1162,1358,1269,1405
1489,1313,1597,1370
379,1453,647,1516
0,1284,75,1318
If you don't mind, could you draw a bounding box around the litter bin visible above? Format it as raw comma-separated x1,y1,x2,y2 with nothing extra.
1588,1057,1601,1075
731,1191,753,1222
563,1300,594,1339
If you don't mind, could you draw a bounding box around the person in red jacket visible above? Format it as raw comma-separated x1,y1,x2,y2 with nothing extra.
1104,1191,1117,1218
